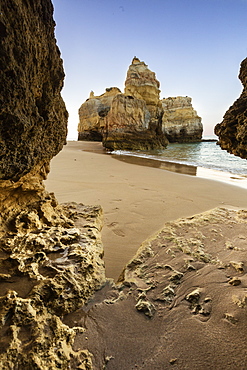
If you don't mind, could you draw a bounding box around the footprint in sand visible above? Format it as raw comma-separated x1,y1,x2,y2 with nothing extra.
106,222,125,237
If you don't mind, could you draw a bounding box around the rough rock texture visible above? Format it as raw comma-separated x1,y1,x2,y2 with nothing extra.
0,1,106,368
0,202,106,369
66,208,247,369
103,93,167,150
215,57,247,158
0,0,68,181
78,88,121,141
78,58,168,150
162,96,203,142
78,57,203,149
124,57,160,110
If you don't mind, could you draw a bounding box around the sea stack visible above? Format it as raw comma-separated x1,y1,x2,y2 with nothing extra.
78,87,122,141
215,57,247,158
161,96,203,142
78,57,168,150
78,57,203,147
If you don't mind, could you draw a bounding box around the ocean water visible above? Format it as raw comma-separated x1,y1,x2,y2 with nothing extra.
111,138,247,187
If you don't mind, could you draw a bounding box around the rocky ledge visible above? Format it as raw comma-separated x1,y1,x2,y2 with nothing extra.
215,57,247,158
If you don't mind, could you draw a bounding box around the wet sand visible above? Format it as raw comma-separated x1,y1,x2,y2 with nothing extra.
45,141,247,280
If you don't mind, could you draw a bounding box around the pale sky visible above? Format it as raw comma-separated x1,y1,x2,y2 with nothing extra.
52,0,247,140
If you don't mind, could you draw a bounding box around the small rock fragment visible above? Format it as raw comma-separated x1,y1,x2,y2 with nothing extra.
230,261,244,272
228,277,241,286
170,358,177,365
186,288,201,303
135,299,156,318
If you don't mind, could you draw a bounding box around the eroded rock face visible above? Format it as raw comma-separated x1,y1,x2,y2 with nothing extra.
78,58,168,150
78,87,121,141
0,0,68,182
103,94,167,150
162,96,203,142
0,203,105,369
124,57,160,107
0,1,106,368
215,57,247,158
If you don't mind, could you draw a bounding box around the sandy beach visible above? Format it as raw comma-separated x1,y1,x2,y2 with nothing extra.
45,141,247,280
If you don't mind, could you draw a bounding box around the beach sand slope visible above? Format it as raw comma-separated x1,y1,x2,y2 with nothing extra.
46,141,247,280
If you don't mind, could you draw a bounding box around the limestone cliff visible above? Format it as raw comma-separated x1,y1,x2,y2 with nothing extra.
124,57,160,108
161,96,203,142
78,58,168,150
215,57,247,158
0,1,106,368
0,0,68,181
103,94,167,150
78,87,121,141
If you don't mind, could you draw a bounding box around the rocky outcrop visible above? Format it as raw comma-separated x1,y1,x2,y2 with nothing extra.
78,58,168,150
0,1,106,368
78,58,202,149
162,96,203,142
124,56,160,110
78,87,121,141
0,202,105,369
215,57,247,158
103,94,167,150
0,0,68,182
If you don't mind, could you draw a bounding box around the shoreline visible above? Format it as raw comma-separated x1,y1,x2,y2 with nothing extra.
46,141,247,280
110,151,247,189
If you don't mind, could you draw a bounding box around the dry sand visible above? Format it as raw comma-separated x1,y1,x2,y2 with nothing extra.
45,141,247,280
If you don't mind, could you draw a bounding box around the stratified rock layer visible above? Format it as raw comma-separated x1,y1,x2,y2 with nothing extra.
215,57,247,158
162,96,203,142
0,0,68,181
124,57,160,107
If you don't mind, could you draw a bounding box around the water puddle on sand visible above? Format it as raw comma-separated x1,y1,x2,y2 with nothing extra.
111,154,247,189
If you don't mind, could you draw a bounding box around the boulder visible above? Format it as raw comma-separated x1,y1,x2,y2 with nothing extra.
162,96,203,142
215,57,247,158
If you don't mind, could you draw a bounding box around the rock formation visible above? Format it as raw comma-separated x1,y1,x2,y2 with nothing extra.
215,57,247,158
0,1,105,368
162,96,203,142
124,56,161,120
78,58,203,148
103,93,167,150
0,0,68,182
78,58,168,150
78,87,121,141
